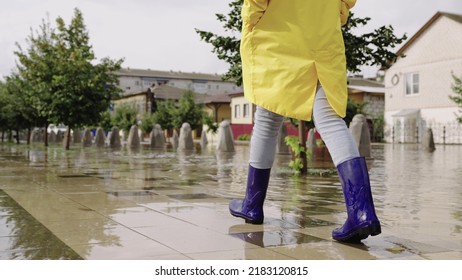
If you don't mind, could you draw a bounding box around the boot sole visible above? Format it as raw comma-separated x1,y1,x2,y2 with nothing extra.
230,211,263,225
335,223,382,244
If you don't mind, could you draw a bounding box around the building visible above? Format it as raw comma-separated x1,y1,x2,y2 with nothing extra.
113,68,239,136
228,78,385,140
116,68,241,97
384,12,462,144
348,77,385,119
113,83,233,139
229,92,255,138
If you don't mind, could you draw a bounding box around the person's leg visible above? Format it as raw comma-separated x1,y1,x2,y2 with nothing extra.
313,85,381,243
229,106,284,224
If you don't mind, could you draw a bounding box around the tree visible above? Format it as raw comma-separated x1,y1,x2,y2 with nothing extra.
152,100,176,132
450,73,462,124
195,0,243,85
0,81,12,142
172,90,205,130
14,8,123,149
112,103,138,136
2,74,37,144
14,18,58,146
140,113,156,134
196,1,407,85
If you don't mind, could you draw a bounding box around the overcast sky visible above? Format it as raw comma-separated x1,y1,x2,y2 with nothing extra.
1,0,462,80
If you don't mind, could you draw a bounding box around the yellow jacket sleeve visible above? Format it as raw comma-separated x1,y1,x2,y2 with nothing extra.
242,0,269,32
340,0,357,25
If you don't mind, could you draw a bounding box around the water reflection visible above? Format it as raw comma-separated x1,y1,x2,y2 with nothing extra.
1,142,462,259
0,190,82,260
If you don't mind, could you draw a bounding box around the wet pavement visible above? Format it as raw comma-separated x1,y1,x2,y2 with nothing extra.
0,142,461,260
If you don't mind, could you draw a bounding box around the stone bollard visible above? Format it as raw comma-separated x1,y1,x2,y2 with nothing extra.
48,131,56,143
55,130,64,143
178,123,194,151
82,128,93,147
150,124,165,149
62,130,70,148
30,128,43,143
109,126,122,149
349,114,372,158
127,125,141,150
200,130,208,149
422,128,436,152
171,130,179,150
94,127,106,148
276,123,290,154
306,128,317,150
73,129,82,144
216,120,235,152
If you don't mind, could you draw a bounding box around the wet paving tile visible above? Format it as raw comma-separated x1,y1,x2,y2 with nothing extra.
187,247,296,260
229,230,325,248
269,241,378,260
1,143,462,260
167,193,219,200
0,190,82,259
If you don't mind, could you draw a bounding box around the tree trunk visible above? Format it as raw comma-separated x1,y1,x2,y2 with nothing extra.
65,127,71,150
15,130,20,144
44,122,49,147
298,120,307,175
27,128,31,145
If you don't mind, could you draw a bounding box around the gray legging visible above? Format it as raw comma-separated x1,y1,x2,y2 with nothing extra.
249,85,359,169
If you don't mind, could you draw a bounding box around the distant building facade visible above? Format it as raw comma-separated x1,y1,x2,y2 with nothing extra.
116,68,241,97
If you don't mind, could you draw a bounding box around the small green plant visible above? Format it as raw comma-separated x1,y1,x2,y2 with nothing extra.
284,135,311,176
203,113,219,134
237,134,251,141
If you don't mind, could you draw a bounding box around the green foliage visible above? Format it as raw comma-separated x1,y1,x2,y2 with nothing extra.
112,103,138,133
14,18,57,126
196,1,407,85
372,114,385,142
284,136,311,176
450,73,462,124
0,76,36,143
344,98,367,126
152,100,176,131
98,110,113,132
237,134,251,141
12,8,123,148
140,113,156,134
202,113,219,134
342,13,407,73
196,0,243,85
0,82,14,134
172,90,205,130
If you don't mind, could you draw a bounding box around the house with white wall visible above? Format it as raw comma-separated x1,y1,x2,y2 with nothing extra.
384,12,462,144
229,92,255,138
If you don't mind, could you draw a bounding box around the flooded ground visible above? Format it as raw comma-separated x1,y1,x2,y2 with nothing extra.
0,142,461,260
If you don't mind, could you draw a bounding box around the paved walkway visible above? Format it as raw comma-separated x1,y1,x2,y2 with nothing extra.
1,143,462,260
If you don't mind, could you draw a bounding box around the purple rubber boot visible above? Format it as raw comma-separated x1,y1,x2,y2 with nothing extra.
229,165,270,224
333,157,382,243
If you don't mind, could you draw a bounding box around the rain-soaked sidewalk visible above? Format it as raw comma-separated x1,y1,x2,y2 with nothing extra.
1,142,461,260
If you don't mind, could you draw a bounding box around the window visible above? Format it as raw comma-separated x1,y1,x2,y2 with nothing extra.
243,104,250,118
234,105,241,118
405,73,419,95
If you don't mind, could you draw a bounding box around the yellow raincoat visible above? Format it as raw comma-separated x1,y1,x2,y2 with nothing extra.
241,0,356,121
